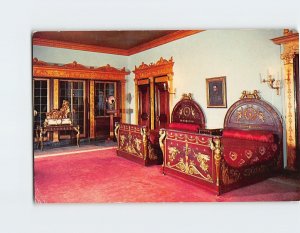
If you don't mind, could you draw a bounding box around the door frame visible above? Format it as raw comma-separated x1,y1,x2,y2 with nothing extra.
133,57,174,129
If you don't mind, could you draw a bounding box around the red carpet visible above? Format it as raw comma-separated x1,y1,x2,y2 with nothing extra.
34,148,300,203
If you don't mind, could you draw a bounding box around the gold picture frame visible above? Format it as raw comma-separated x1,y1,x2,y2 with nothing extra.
206,76,227,108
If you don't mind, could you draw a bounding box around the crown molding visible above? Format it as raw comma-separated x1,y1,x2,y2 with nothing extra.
32,30,204,56
127,30,203,55
32,38,129,56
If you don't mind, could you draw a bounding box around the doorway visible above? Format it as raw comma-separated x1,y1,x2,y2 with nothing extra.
137,78,170,130
154,81,170,129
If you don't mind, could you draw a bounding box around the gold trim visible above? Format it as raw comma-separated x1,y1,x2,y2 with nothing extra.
53,79,59,108
284,63,297,169
141,127,148,161
149,77,155,130
166,133,212,147
165,142,213,183
121,80,126,123
135,80,139,124
168,74,174,116
210,138,222,186
159,129,167,172
240,90,261,99
89,81,95,138
115,122,120,148
272,30,299,170
181,93,193,100
53,79,59,142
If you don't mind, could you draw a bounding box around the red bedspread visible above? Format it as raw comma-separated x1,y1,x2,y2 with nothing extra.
222,129,278,168
168,122,199,133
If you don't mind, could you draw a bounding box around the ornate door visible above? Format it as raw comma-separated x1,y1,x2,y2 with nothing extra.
154,82,170,129
138,84,151,128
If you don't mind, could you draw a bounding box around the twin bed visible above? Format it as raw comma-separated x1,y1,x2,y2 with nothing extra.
115,91,283,194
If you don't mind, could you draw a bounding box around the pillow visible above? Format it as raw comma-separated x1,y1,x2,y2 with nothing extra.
168,122,199,133
223,129,274,143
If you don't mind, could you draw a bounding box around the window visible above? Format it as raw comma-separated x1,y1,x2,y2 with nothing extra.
33,79,48,130
59,80,85,135
95,82,116,116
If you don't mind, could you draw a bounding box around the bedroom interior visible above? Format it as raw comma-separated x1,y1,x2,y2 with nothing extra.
33,29,300,202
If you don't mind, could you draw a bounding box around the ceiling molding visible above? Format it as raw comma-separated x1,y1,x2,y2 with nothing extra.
32,38,129,55
127,30,203,55
32,30,204,56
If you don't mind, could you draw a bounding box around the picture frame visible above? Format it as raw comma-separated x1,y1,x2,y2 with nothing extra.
206,76,227,108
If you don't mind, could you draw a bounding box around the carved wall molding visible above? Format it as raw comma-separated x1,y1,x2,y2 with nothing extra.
33,58,129,80
133,57,174,80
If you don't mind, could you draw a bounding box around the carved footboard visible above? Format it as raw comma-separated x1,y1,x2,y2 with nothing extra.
159,128,282,195
115,123,163,166
159,129,223,194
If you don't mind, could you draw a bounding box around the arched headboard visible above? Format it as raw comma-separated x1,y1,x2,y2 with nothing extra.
171,93,206,128
224,91,283,141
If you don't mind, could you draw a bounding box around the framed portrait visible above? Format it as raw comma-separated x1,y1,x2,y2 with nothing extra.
206,76,227,108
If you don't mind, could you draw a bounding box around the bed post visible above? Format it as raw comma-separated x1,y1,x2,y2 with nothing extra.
141,127,148,164
114,122,120,149
159,129,166,174
210,137,222,190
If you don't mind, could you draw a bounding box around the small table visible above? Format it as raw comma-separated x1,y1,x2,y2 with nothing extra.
37,125,80,151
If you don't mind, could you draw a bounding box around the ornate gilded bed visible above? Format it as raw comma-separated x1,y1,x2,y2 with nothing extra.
114,93,208,166
159,90,283,194
115,123,162,166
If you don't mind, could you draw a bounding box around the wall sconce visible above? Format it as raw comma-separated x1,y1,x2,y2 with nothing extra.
260,72,281,95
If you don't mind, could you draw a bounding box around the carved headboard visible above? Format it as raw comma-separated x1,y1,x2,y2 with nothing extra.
224,90,283,140
171,93,206,128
